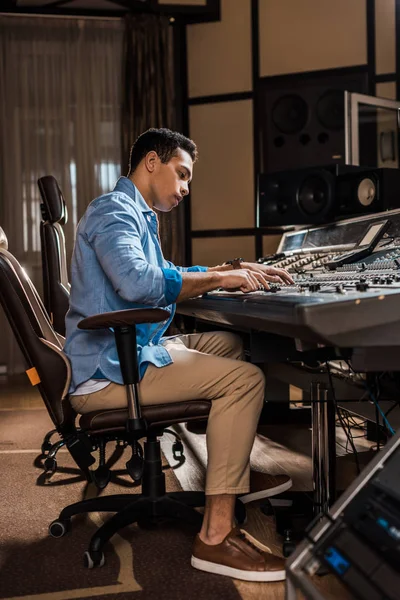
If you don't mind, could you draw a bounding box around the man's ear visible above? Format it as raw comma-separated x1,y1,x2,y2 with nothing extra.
144,151,158,173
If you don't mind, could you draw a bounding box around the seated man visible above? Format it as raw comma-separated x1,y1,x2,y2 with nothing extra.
64,128,294,582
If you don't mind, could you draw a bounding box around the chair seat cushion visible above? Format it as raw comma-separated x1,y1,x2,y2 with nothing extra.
79,400,211,434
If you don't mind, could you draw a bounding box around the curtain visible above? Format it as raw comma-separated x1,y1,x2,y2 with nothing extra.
0,16,123,373
122,14,185,266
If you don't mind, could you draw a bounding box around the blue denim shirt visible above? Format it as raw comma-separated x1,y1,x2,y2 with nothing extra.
64,177,207,393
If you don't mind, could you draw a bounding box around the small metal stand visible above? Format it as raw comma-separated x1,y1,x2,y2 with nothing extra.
262,377,338,549
310,381,336,515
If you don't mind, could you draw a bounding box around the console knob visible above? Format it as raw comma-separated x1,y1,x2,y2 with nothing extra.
309,283,321,292
335,284,344,293
356,282,369,291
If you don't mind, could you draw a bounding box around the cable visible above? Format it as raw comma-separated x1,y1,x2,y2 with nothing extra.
344,360,396,437
365,383,395,436
326,363,361,474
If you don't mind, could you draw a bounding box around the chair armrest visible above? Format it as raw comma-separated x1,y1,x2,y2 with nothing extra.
78,308,170,330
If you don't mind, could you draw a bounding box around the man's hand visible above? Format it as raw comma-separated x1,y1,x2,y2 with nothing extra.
241,262,294,285
177,263,293,302
219,269,271,293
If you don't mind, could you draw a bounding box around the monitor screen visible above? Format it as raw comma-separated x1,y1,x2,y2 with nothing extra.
282,231,307,252
359,222,385,247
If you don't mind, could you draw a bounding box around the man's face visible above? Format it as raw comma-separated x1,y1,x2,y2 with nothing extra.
148,148,193,212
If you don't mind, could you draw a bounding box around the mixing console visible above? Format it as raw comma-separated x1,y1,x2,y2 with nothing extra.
255,209,400,295
188,209,400,350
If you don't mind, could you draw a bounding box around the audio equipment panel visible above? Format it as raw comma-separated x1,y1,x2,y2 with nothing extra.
286,431,400,600
188,209,400,351
256,209,400,296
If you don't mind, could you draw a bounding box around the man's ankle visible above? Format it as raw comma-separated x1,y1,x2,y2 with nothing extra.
198,525,234,546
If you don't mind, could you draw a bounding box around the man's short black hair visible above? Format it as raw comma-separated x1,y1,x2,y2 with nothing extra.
128,128,198,174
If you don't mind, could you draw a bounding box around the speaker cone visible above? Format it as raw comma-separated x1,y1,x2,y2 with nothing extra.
316,90,344,131
272,94,308,134
357,177,376,206
297,175,331,215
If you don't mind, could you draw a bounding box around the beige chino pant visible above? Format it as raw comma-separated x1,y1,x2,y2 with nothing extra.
71,331,265,495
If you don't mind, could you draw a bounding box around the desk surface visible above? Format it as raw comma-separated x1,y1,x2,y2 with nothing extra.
177,289,400,346
176,293,400,371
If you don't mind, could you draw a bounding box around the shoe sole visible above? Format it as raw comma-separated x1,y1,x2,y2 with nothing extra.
191,556,286,582
239,477,293,505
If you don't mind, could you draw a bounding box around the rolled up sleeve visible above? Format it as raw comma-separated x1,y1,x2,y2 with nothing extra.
186,265,208,272
161,267,183,304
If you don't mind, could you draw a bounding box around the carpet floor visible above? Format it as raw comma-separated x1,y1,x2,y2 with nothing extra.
0,409,241,600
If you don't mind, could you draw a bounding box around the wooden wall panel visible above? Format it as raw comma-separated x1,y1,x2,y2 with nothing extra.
189,99,254,230
376,82,396,100
192,236,256,266
186,0,252,98
262,234,282,257
258,0,367,77
375,0,396,74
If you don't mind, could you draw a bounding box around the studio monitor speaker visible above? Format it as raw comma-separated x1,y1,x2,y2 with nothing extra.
259,68,370,173
258,165,400,226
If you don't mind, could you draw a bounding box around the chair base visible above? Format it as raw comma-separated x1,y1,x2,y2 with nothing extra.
50,434,206,564
51,488,206,566
50,433,246,567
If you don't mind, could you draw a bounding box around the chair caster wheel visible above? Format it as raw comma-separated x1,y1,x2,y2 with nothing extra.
92,466,111,490
84,550,105,569
44,457,57,475
172,440,184,460
283,540,297,557
41,441,52,454
260,499,273,516
49,519,70,538
283,529,296,557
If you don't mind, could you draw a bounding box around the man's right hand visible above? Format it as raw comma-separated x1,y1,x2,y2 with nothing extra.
218,269,270,293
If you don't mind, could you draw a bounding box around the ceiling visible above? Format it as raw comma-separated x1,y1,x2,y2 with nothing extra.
2,0,218,21
5,1,154,16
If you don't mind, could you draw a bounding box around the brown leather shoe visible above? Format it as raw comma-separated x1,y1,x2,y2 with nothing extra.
191,527,286,581
239,472,292,504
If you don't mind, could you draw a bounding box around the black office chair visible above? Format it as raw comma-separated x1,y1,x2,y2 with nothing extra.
0,229,244,569
36,176,185,477
35,176,70,460
37,175,70,337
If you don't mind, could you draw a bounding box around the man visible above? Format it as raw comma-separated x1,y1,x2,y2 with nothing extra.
64,128,294,582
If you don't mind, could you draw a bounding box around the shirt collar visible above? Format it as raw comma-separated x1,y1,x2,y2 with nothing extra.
113,176,154,214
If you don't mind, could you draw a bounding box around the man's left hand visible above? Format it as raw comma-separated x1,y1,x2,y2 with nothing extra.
241,262,294,285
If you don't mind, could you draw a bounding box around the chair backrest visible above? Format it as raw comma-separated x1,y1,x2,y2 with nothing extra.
0,227,63,347
0,227,75,432
37,175,71,336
